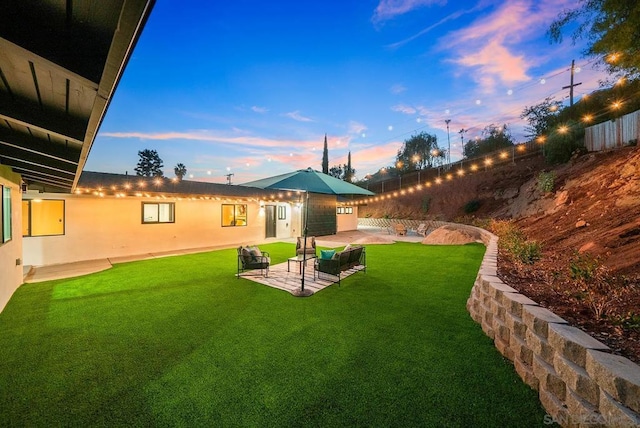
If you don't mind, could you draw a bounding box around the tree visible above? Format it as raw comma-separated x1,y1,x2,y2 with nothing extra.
549,1,640,78
328,165,343,179
135,149,164,177
321,134,329,174
520,97,564,140
395,131,443,172
544,120,586,164
343,152,355,182
463,125,514,158
174,163,187,181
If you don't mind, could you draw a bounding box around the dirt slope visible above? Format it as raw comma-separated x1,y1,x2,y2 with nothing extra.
360,146,640,275
514,147,640,274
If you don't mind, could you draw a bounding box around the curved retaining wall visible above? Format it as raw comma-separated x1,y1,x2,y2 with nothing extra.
464,226,640,427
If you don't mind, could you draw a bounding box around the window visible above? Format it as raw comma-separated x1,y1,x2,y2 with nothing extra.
336,206,353,215
278,205,286,220
2,186,11,243
222,204,247,227
142,202,175,223
22,199,65,237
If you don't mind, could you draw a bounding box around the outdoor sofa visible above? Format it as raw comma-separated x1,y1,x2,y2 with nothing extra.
314,244,366,286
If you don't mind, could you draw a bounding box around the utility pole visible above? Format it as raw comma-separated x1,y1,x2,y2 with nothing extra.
459,128,467,158
225,173,234,185
562,59,582,106
445,119,451,165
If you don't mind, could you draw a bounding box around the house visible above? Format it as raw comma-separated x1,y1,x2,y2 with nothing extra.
0,0,156,312
21,171,303,267
20,171,364,266
0,0,369,312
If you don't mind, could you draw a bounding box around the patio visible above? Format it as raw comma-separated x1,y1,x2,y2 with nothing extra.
237,259,366,295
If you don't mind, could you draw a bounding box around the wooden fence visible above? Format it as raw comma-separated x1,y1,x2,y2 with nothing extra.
585,109,640,151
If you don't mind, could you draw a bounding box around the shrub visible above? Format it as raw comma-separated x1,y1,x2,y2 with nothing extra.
544,120,585,164
566,253,625,320
569,251,599,281
512,241,542,264
463,199,481,214
489,220,542,264
537,171,555,193
613,312,640,330
471,218,491,229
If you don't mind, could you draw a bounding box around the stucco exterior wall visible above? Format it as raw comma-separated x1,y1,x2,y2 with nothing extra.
22,194,284,267
0,169,23,312
337,207,358,232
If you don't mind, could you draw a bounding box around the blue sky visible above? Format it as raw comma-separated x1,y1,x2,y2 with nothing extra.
85,0,608,184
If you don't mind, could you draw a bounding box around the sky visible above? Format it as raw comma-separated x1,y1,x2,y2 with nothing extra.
85,0,610,184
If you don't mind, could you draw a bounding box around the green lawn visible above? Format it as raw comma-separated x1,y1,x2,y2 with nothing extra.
0,242,550,426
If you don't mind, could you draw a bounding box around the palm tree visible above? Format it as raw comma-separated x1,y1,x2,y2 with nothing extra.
174,163,187,181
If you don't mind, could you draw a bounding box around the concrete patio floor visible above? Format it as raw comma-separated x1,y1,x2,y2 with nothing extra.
23,226,424,283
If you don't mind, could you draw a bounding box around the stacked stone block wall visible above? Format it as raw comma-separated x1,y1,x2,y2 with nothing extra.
463,226,640,427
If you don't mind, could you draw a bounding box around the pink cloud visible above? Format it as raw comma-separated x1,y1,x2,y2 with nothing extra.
456,40,530,85
349,141,404,175
441,0,578,91
282,110,314,122
391,104,417,115
101,130,320,150
348,121,368,135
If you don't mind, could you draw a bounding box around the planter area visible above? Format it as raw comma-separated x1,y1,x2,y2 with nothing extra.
465,226,640,427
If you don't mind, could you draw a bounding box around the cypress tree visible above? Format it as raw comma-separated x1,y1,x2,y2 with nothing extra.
322,134,329,174
345,151,353,182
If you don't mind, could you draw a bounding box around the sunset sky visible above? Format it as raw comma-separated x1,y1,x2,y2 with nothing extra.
85,0,609,184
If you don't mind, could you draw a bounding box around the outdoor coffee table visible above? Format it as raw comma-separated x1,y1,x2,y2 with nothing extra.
287,255,316,274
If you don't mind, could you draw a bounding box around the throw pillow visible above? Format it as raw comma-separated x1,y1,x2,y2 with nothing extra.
241,247,252,263
320,249,336,260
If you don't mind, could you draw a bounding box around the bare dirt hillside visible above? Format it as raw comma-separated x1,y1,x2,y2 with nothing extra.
360,146,640,275
359,146,640,362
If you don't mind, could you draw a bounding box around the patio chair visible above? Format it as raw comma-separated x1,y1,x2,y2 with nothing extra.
296,236,317,257
394,223,407,236
237,246,270,278
416,223,428,237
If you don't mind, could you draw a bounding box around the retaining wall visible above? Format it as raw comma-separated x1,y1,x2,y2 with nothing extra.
465,226,640,427
357,217,449,231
